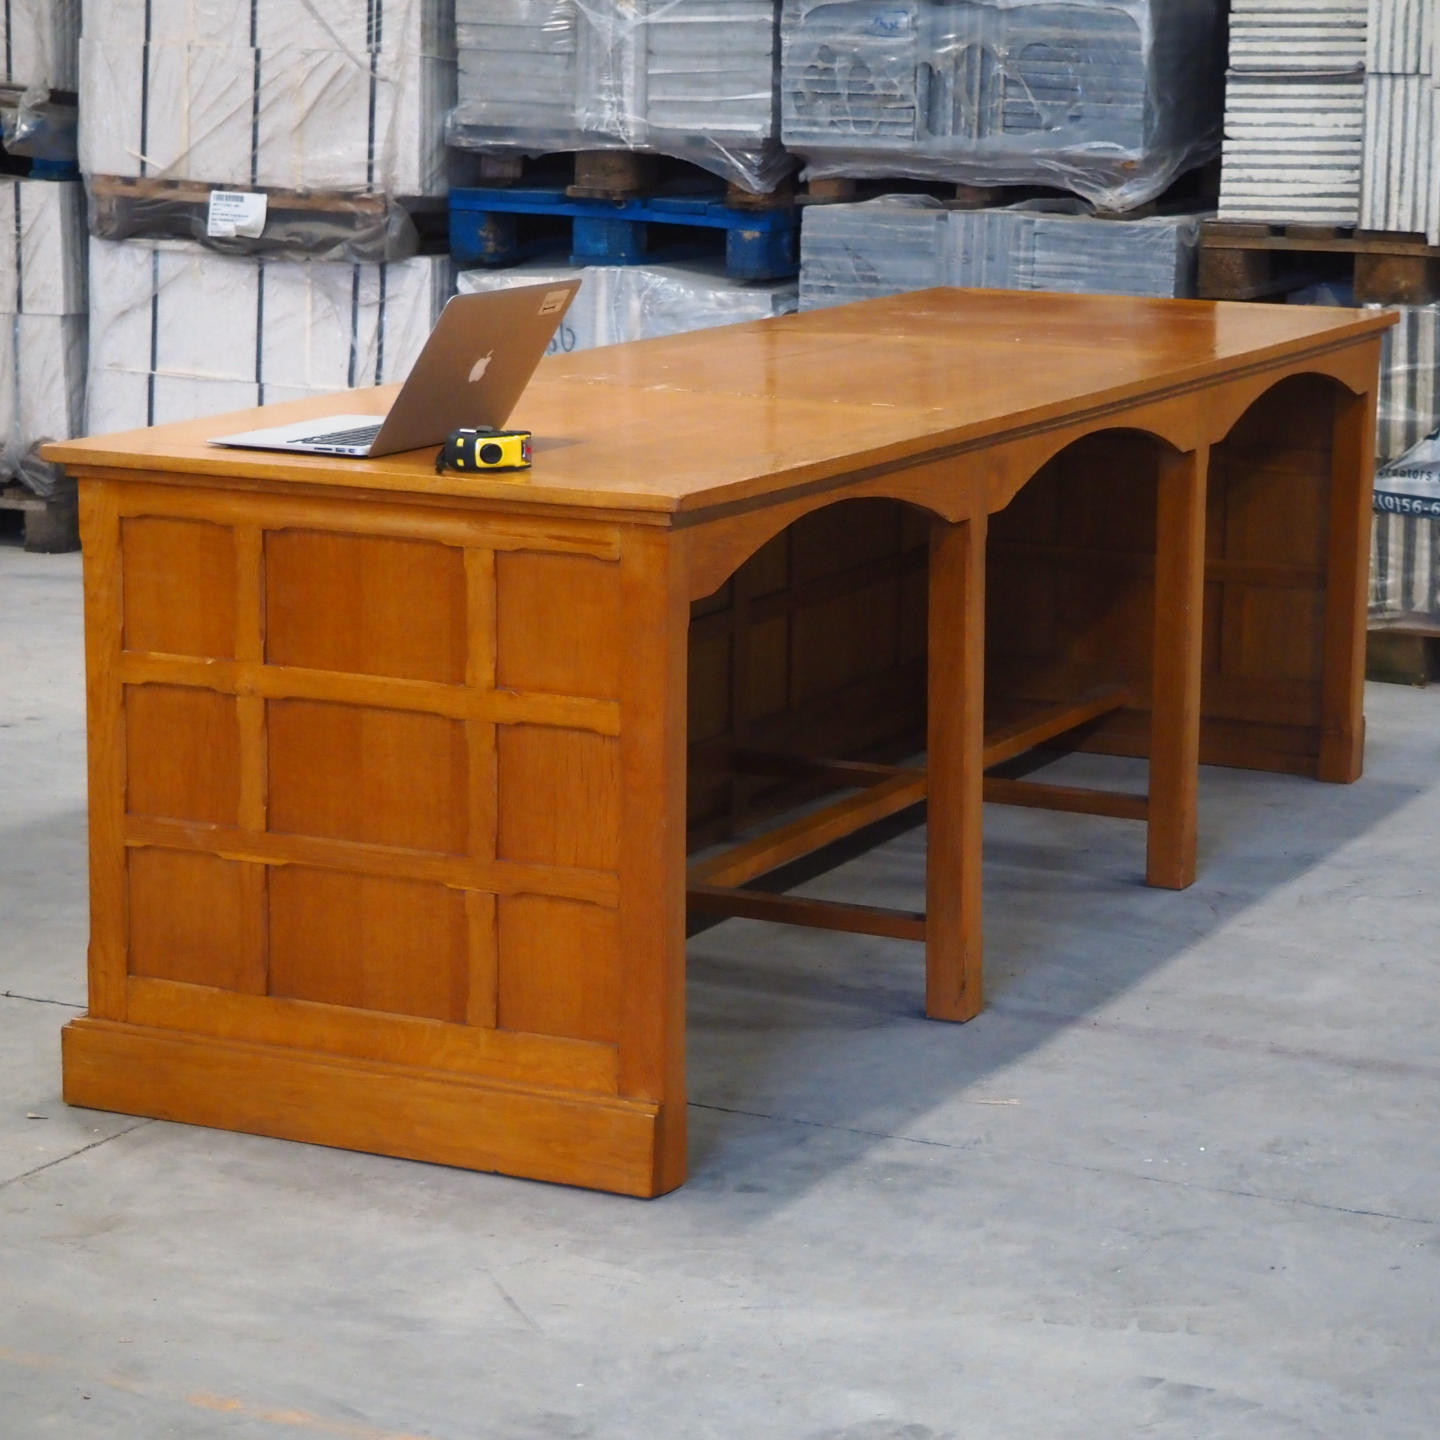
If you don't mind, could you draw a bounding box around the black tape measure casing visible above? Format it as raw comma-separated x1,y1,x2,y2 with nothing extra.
436,428,532,474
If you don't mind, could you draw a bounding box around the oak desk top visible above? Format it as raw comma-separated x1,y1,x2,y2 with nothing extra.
46,289,1393,519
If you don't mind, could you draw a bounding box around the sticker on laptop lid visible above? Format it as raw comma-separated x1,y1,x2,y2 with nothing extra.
537,290,571,316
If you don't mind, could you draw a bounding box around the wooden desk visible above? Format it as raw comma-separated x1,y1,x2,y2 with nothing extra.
46,290,1390,1197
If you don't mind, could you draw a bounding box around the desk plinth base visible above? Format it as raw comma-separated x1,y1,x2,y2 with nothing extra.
61,1017,673,1198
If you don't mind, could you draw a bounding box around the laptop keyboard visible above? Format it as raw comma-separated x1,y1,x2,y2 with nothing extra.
293,422,384,447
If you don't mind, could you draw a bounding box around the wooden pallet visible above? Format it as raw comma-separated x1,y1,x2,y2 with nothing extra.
86,175,446,262
1366,624,1440,685
0,481,79,552
1199,221,1440,304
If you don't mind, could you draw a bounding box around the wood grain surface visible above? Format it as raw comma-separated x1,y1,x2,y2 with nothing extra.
45,289,1394,518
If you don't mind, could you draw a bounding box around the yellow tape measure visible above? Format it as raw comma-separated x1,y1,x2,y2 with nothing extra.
435,428,532,474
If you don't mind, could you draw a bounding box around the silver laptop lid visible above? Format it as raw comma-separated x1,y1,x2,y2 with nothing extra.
364,279,580,456
208,278,581,457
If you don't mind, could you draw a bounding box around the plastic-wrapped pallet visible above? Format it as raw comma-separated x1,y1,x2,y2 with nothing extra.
799,197,1201,309
0,0,79,89
456,259,798,354
1218,1,1368,225
1360,0,1439,244
86,240,453,436
0,0,80,160
1365,302,1440,462
798,202,950,307
449,0,788,193
79,1,456,198
0,178,86,498
1371,432,1440,624
779,0,1226,211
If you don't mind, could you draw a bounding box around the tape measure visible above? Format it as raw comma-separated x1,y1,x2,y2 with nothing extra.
435,428,532,474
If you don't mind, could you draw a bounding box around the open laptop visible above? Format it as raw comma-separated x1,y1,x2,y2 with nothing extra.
209,278,581,458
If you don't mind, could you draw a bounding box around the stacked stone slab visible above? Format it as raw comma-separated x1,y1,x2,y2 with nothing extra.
0,0,79,90
0,178,87,496
79,0,454,197
799,199,1202,310
449,0,785,191
457,261,797,354
1360,0,1438,244
779,0,1226,210
85,240,453,438
0,5,85,498
1219,1,1369,225
77,3,457,440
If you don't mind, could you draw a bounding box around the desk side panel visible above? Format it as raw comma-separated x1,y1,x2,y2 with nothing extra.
72,475,681,1194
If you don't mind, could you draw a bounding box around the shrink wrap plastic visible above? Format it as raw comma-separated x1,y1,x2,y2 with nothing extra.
1370,302,1440,464
0,179,86,498
1367,300,1440,626
780,0,1226,210
457,258,797,352
1371,433,1440,626
0,0,78,89
799,195,1201,309
448,0,789,193
0,0,79,161
78,1,456,207
86,239,452,437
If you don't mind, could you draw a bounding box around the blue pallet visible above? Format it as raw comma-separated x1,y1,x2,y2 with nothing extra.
449,185,798,281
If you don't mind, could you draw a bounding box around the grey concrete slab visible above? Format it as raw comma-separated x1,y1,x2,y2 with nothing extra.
3,541,1440,1438
0,995,142,1187
1,1110,1436,1440
0,546,87,1007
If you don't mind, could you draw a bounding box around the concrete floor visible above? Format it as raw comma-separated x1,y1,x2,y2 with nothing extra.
2,536,1438,1439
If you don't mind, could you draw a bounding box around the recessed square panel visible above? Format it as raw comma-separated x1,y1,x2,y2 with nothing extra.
496,551,621,699
1225,588,1325,683
269,867,468,1023
791,580,900,704
265,530,467,683
1221,467,1328,569
687,633,731,744
126,685,241,826
128,848,256,991
497,894,619,1044
746,615,789,719
497,725,619,871
268,699,468,853
122,517,236,658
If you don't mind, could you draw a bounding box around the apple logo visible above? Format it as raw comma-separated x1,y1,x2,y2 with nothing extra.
468,351,493,383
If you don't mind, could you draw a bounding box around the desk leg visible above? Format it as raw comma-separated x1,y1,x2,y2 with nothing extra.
618,527,690,1195
926,512,986,1022
1147,445,1209,890
1318,387,1377,784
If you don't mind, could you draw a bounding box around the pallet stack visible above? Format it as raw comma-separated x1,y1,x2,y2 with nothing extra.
1218,1,1368,225
77,0,456,439
1218,0,1438,238
80,1,453,208
1360,0,1438,243
0,1,84,551
779,0,1227,211
0,0,77,94
449,0,788,193
800,199,1204,309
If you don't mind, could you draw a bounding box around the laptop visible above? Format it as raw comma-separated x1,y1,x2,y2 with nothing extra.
208,278,581,458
